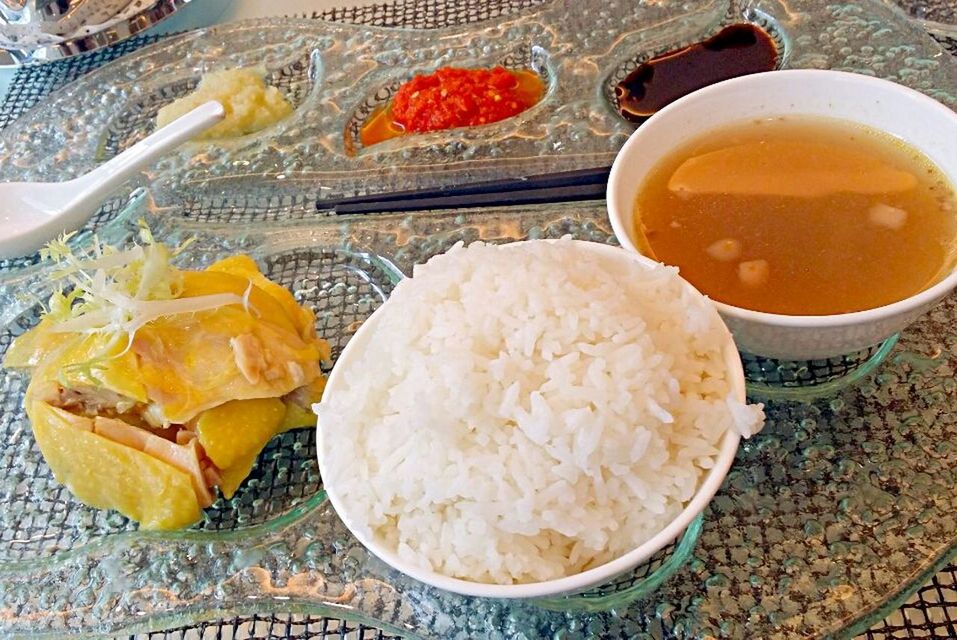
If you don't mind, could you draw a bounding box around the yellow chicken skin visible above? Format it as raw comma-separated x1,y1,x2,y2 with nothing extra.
4,242,329,530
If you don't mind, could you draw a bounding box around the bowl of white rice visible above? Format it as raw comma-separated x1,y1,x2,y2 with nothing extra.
315,238,764,599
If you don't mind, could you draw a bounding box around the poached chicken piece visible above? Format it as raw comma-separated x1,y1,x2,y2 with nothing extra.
4,236,329,529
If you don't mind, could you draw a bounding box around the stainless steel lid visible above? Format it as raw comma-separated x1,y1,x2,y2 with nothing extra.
0,0,197,65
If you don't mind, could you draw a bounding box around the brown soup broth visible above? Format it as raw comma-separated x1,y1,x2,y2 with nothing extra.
633,116,957,315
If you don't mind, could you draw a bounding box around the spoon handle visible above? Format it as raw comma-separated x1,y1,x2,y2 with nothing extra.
71,100,225,208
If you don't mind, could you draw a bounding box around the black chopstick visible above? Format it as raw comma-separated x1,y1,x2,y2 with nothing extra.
331,183,607,214
318,166,611,214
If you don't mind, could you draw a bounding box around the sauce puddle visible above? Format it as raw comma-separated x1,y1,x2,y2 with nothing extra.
357,67,545,150
616,24,778,123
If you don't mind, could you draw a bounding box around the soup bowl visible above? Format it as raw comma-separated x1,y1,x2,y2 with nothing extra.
607,69,957,361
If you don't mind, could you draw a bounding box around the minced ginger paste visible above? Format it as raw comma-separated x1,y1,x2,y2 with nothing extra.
156,68,293,139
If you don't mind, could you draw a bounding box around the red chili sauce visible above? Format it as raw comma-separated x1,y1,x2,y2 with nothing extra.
359,66,545,148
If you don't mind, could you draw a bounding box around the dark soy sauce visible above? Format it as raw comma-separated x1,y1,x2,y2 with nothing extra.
616,24,778,123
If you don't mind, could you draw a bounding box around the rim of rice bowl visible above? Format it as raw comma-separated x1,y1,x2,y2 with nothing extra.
316,240,748,599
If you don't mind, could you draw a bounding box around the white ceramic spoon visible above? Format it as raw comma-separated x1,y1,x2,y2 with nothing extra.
0,100,225,260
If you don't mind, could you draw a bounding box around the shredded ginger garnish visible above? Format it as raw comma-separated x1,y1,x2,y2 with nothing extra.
41,225,249,353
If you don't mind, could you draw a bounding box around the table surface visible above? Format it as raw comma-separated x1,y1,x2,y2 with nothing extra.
0,1,954,638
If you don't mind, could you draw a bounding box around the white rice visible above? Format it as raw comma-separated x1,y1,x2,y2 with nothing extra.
316,239,764,585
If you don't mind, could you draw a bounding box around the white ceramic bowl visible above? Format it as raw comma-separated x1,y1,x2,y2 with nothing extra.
317,240,746,599
607,69,957,361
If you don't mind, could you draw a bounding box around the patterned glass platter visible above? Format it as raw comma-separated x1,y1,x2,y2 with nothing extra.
0,0,955,208
0,194,955,639
1,0,957,637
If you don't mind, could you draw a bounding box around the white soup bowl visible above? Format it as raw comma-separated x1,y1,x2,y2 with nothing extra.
607,70,957,361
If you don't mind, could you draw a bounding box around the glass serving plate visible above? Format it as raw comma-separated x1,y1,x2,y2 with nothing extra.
0,194,955,639
0,0,954,208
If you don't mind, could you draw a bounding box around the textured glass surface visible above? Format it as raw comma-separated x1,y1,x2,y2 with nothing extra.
1,0,956,637
0,0,954,208
0,196,955,639
743,337,900,402
896,0,957,28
